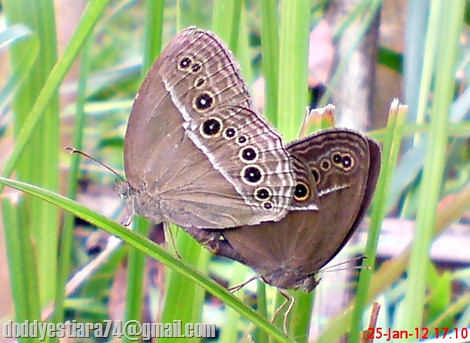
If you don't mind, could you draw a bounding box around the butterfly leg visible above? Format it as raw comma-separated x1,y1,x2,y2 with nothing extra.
121,200,135,226
228,275,260,293
272,289,295,336
162,222,181,259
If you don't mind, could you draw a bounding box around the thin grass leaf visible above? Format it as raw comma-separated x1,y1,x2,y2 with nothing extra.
2,197,41,343
211,0,243,51
0,24,39,113
54,36,94,324
317,181,470,342
4,0,60,309
121,6,164,339
349,101,408,342
219,264,251,343
403,0,430,127
0,0,110,190
142,0,165,73
260,0,279,125
288,291,314,342
275,0,312,339
253,281,269,343
157,7,211,338
441,292,470,329
236,9,254,87
0,176,294,343
276,0,310,140
122,217,149,343
399,0,465,333
321,0,381,110
160,229,210,343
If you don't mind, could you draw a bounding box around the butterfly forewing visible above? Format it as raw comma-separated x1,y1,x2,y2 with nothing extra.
124,27,296,229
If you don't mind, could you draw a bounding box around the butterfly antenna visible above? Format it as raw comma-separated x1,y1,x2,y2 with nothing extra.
65,147,125,182
320,255,368,273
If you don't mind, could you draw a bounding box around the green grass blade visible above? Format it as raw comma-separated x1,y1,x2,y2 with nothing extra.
142,0,165,73
122,217,149,343
2,197,41,343
403,0,430,127
254,281,269,343
211,0,243,51
0,176,294,343
4,0,60,310
0,0,110,189
121,5,164,339
321,0,381,110
158,6,212,339
277,0,310,140
276,0,312,339
349,101,408,342
260,0,279,124
160,231,210,343
288,291,314,342
399,0,465,333
54,36,93,324
236,9,254,87
0,24,39,113
317,168,470,342
219,263,251,343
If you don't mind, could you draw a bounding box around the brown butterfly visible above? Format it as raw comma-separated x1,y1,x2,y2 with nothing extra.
185,128,380,331
122,27,321,230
